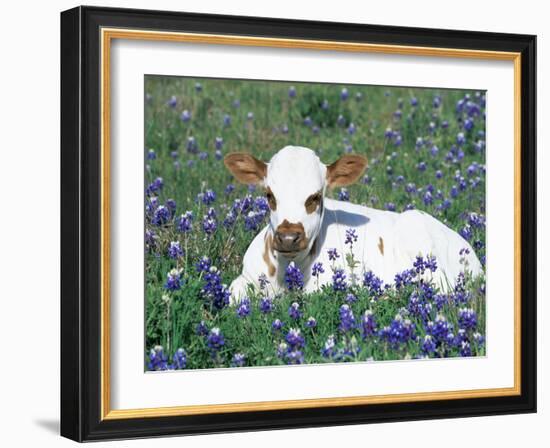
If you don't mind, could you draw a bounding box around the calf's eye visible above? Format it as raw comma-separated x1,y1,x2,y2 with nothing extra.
265,187,277,211
305,192,322,214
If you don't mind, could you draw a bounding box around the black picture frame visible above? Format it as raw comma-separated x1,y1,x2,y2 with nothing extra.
61,5,536,442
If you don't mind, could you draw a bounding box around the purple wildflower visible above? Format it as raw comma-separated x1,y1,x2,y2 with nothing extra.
288,302,302,320
285,262,304,291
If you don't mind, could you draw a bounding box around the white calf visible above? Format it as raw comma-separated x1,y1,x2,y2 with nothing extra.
224,146,482,301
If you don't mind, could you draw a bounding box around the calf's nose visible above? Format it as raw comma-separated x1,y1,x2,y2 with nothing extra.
274,231,304,251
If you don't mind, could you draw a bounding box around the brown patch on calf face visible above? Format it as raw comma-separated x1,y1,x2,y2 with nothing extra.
305,190,322,214
326,154,368,188
265,186,277,211
224,153,267,185
263,233,276,276
378,237,384,256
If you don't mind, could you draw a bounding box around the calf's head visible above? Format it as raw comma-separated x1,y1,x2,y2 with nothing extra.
225,146,367,259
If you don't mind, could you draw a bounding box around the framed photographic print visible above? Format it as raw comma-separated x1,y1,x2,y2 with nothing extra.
60,6,537,442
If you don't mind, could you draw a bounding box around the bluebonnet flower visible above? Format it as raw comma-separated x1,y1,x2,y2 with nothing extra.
271,319,284,332
327,248,340,262
201,189,216,205
145,229,157,252
425,255,438,272
459,225,473,241
223,211,236,228
337,114,346,127
147,148,156,160
167,95,177,108
408,291,432,321
303,116,313,127
339,304,356,332
473,332,485,346
344,228,358,247
201,266,230,309
224,184,235,195
196,256,211,273
332,269,347,291
231,353,246,367
186,136,198,153
167,241,184,259
215,136,224,150
321,99,329,110
464,118,474,131
236,297,251,318
413,255,426,274
435,170,443,179
176,211,193,233
405,183,417,194
385,202,396,211
152,205,171,226
458,308,477,330
338,188,350,201
283,348,304,365
195,320,208,336
355,92,363,101
361,310,377,339
441,120,449,128
306,317,317,328
223,114,231,127
232,99,240,108
384,127,394,138
202,215,217,235
288,86,296,98
410,97,418,106
195,82,202,92
172,348,187,369
198,151,208,160
433,95,442,108
312,262,325,278
421,335,436,355
286,328,305,348
426,314,453,343
347,123,356,135
165,268,183,291
146,177,164,196
165,198,176,213
456,132,466,145
285,262,304,291
417,161,427,172
148,345,169,371
460,341,472,357
180,109,191,122
206,327,225,352
340,88,349,101
394,268,415,289
247,111,254,121
345,293,358,304
145,177,164,196
259,296,274,314
363,271,384,297
379,314,416,348
321,335,337,358
288,302,302,320
258,274,270,290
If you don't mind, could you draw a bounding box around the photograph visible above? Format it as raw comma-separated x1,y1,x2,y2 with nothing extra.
144,76,487,371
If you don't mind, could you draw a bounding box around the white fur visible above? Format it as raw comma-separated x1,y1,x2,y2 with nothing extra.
230,146,482,302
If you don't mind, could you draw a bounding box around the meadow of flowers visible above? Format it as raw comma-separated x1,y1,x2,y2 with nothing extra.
144,76,486,371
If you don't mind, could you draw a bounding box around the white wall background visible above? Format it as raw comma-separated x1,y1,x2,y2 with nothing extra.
0,1,546,446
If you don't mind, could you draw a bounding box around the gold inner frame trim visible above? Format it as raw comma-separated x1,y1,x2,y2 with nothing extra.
100,27,522,421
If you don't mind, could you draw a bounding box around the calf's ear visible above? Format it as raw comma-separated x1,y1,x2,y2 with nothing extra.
224,153,267,185
326,154,368,188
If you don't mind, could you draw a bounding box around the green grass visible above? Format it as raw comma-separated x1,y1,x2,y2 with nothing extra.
144,76,486,370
